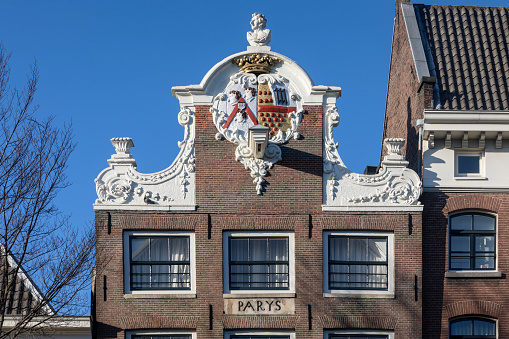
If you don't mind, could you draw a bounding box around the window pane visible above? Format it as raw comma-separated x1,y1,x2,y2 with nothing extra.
450,319,473,335
231,239,248,261
250,239,267,261
475,236,494,252
450,257,471,270
475,255,495,269
151,238,169,261
169,237,189,261
451,236,470,252
458,155,480,174
451,215,472,230
330,237,348,261
268,238,288,261
368,238,387,262
349,238,367,261
474,214,495,230
131,238,150,261
473,319,496,335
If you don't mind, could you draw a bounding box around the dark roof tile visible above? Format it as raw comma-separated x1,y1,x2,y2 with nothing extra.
415,4,509,110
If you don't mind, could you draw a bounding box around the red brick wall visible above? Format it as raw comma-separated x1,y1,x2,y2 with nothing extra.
94,101,423,338
382,3,434,173
94,210,422,339
422,192,509,338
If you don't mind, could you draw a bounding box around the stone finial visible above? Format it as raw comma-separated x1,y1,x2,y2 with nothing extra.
382,138,408,168
111,137,134,155
247,13,271,47
108,137,137,167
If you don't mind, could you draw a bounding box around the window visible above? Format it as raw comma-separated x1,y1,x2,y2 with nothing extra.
329,336,388,339
223,232,294,294
450,318,496,338
325,331,393,339
127,331,195,339
133,335,191,339
224,331,294,339
324,232,394,296
449,213,496,271
455,151,483,177
123,231,195,295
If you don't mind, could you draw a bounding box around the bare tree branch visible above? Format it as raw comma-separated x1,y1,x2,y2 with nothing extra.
0,44,94,339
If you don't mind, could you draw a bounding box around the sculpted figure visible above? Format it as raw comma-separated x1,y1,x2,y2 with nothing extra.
247,13,271,46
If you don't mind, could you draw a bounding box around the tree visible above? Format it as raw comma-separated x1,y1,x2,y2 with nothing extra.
0,44,95,338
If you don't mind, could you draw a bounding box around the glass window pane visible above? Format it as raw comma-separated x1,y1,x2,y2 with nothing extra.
131,238,150,261
451,236,470,252
268,238,288,261
330,237,348,261
475,236,494,252
250,239,267,261
473,319,496,335
458,155,480,174
450,257,471,270
169,237,189,261
349,238,367,261
368,238,387,262
450,319,473,335
230,239,248,261
451,215,472,230
474,214,496,230
151,238,169,261
475,255,495,269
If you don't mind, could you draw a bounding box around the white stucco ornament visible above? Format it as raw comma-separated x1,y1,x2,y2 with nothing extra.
210,68,304,194
94,108,196,211
247,13,271,47
322,106,422,211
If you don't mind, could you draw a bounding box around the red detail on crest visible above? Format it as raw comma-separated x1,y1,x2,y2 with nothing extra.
258,105,297,114
223,97,257,129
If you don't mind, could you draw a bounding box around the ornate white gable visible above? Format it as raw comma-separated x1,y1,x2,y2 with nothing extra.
93,13,422,210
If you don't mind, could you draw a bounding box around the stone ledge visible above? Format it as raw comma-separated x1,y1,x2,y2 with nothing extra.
445,271,502,279
223,293,295,299
124,293,196,299
323,293,395,299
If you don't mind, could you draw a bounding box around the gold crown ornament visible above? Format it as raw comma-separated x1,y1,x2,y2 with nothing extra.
232,54,282,74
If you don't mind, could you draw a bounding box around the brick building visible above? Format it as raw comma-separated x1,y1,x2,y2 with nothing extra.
92,11,423,339
384,0,509,338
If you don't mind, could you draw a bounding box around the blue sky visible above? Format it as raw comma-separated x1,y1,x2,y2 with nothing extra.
0,0,504,228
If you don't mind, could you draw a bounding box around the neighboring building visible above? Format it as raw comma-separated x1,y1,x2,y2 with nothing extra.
93,12,423,339
384,0,509,338
0,249,90,339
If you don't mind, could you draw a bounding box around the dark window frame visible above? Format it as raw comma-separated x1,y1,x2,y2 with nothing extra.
449,213,496,271
329,335,388,339
228,236,290,291
129,235,191,291
132,335,192,339
230,336,290,339
449,317,496,338
328,235,389,291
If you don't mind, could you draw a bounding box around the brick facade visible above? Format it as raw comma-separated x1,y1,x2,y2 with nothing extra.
94,100,423,338
421,192,509,338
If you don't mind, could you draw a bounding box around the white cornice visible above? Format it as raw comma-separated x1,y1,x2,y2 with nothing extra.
423,109,509,139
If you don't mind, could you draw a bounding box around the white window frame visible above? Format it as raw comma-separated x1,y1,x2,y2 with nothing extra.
126,330,196,339
324,330,394,339
323,231,395,298
224,330,295,339
454,150,485,178
123,231,196,296
223,231,295,297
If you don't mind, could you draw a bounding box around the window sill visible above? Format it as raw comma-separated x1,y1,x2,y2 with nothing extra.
124,293,196,299
223,292,296,299
445,271,502,279
323,292,395,299
454,176,487,180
